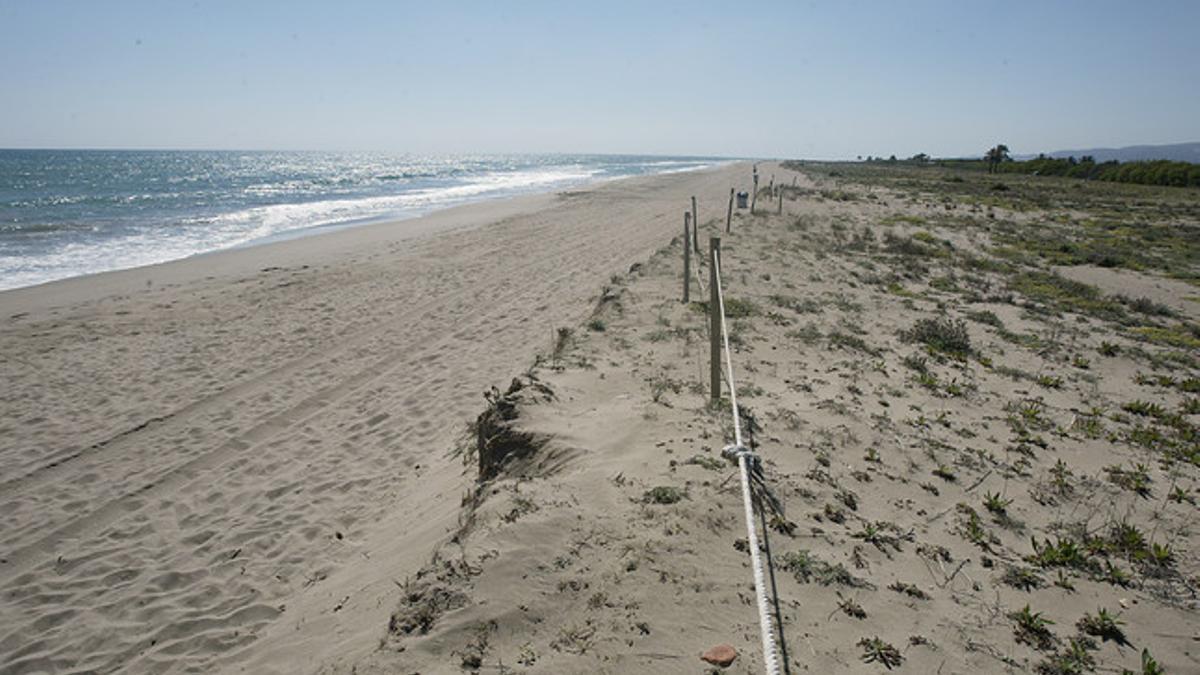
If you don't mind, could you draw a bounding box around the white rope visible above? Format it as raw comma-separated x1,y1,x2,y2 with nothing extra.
712,248,782,675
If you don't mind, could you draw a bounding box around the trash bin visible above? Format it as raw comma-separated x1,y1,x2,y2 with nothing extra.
736,192,749,209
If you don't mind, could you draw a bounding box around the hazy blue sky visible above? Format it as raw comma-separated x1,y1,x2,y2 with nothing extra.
1,1,1196,159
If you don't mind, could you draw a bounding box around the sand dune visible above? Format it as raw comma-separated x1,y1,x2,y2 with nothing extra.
341,163,1199,674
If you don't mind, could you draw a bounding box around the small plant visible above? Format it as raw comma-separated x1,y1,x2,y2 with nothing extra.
966,309,1004,328
959,506,995,549
836,592,867,619
1072,413,1105,439
1037,638,1095,675
787,322,824,344
1000,565,1046,591
1037,374,1064,389
1010,604,1057,651
1077,608,1127,644
1071,354,1091,369
1053,570,1075,592
1010,398,1054,432
1098,341,1120,357
780,550,872,588
647,373,683,404
827,330,881,356
684,454,725,471
888,581,930,600
984,491,1013,515
1104,463,1152,498
1100,560,1132,587
1049,459,1074,496
902,352,929,374
903,316,973,358
933,463,957,482
1146,542,1174,569
642,486,685,505
917,370,941,391
1123,648,1166,675
1104,521,1148,558
1028,537,1091,571
851,521,903,553
721,297,759,318
858,637,903,669
585,317,606,332
1168,485,1194,504
823,503,846,524
1123,400,1166,418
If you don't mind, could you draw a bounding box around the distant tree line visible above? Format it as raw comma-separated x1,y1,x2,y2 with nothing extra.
994,154,1200,187
859,145,1200,188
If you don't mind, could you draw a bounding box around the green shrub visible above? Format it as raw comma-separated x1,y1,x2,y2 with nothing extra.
903,317,972,358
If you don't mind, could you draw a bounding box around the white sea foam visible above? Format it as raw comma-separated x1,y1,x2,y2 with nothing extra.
0,166,604,290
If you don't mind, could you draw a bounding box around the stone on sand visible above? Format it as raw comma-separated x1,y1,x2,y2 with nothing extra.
701,643,738,667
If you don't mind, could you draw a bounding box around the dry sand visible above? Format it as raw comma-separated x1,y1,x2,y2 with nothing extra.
0,164,744,673
341,164,1199,674
3,161,1199,675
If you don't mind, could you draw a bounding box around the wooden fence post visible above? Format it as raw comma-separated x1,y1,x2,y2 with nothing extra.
709,236,722,404
751,175,758,214
683,213,691,303
691,195,698,243
778,190,783,214
726,187,734,233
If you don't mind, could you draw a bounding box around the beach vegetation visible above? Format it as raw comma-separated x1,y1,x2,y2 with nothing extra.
780,550,872,588
835,593,867,619
887,581,929,600
1010,604,1057,650
1000,565,1045,591
642,485,685,505
903,316,973,358
858,637,903,668
1077,608,1126,644
1124,649,1166,675
1104,463,1152,497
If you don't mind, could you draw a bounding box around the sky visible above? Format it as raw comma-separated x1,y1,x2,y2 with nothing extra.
0,1,1196,159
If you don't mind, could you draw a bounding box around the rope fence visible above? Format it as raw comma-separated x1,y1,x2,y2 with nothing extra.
712,243,788,675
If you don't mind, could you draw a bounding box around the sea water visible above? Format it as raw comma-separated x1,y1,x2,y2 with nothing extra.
0,150,725,290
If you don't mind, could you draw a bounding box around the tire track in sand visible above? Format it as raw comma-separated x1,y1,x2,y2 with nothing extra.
0,212,587,503
0,214,634,586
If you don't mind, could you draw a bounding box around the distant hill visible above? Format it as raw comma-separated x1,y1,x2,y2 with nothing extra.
1024,142,1200,164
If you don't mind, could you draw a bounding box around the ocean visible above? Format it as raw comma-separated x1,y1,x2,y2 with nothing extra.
0,150,726,291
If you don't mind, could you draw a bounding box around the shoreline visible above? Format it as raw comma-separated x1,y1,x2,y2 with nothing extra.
0,163,731,315
0,155,734,297
0,188,554,316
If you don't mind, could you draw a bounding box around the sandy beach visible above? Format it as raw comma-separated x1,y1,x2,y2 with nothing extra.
3,2,1197,673
0,164,745,673
3,161,1199,675
346,163,1198,674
